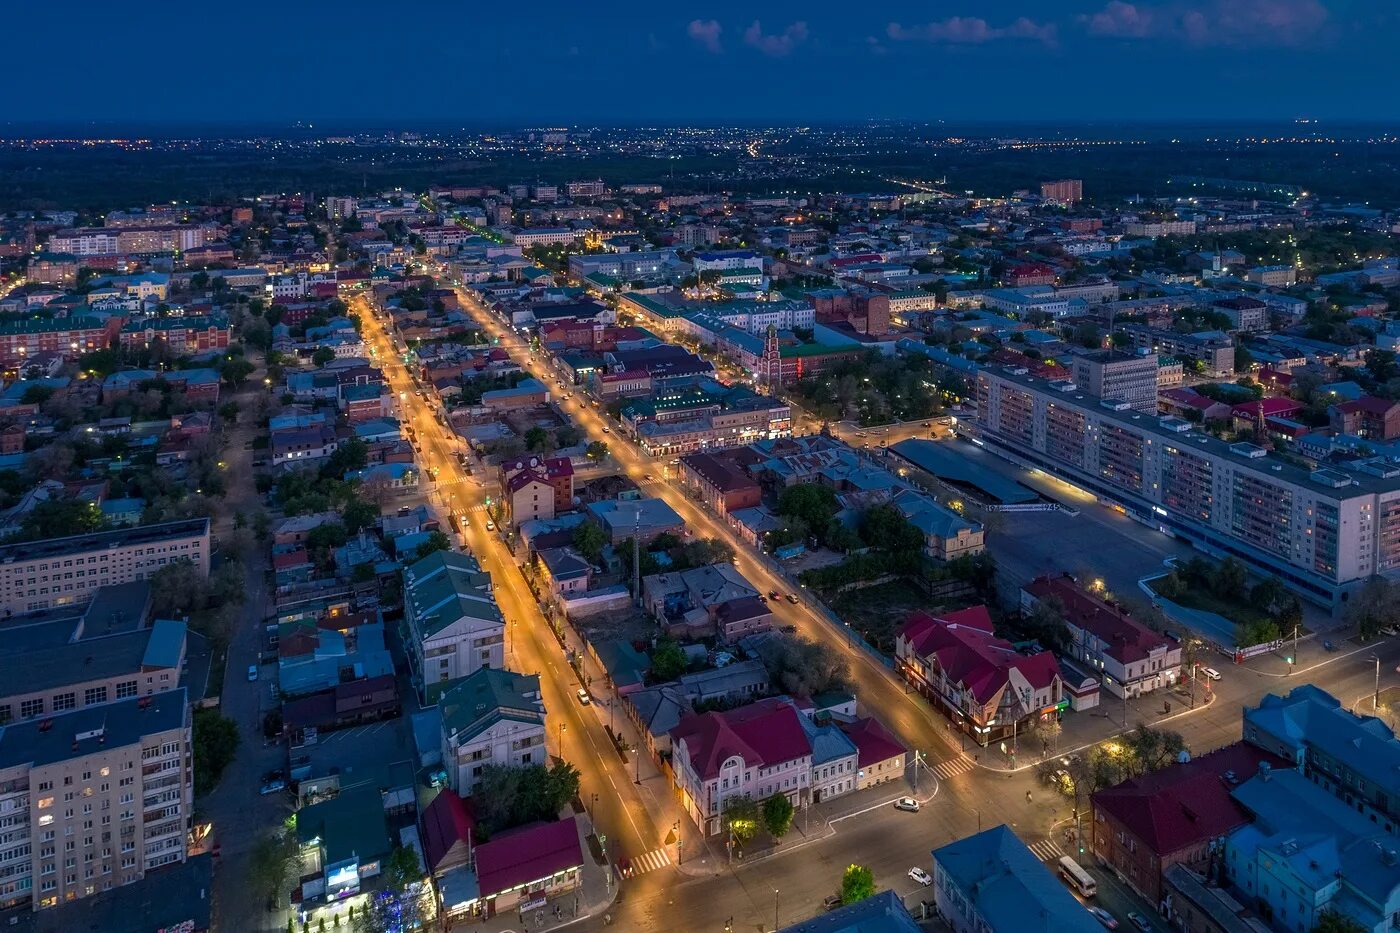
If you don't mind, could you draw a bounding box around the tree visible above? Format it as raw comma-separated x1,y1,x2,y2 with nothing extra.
840,864,876,905
383,845,422,893
324,438,368,477
525,426,550,452
220,357,255,386
15,498,104,541
20,384,55,405
342,498,381,535
1122,724,1188,774
555,425,582,448
312,347,336,367
150,558,211,617
723,796,761,845
756,635,850,698
475,762,582,835
1024,596,1071,652
858,503,923,554
1345,576,1398,640
571,521,606,564
650,641,687,682
762,793,795,840
192,708,240,795
1313,909,1369,933
585,440,609,462
1211,557,1247,599
777,484,838,533
250,829,301,911
414,530,453,561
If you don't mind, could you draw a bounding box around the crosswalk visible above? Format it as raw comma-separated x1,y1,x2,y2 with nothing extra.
929,755,975,780
616,848,672,879
1028,838,1064,863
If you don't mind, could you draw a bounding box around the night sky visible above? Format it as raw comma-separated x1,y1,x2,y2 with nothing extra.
10,0,1399,125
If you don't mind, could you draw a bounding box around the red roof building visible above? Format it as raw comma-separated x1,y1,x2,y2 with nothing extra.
1007,262,1057,287
837,716,909,790
473,818,583,913
895,607,1063,750
1091,742,1290,904
1330,395,1400,441
420,790,476,876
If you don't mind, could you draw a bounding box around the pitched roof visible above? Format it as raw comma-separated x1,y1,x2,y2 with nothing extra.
837,716,907,769
670,697,811,780
420,789,476,874
898,607,1060,705
438,668,543,740
1023,574,1170,666
1091,742,1288,857
474,818,582,898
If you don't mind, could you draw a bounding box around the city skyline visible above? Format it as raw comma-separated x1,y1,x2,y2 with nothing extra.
8,0,1400,123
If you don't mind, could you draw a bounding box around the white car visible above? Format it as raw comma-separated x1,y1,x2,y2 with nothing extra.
247,665,259,682
1201,666,1222,681
259,779,286,796
908,867,933,886
1089,906,1119,929
894,797,920,813
485,519,496,532
576,688,591,706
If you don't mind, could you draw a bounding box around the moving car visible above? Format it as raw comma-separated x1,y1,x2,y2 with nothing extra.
1323,639,1338,651
769,590,781,600
576,688,591,706
485,519,496,532
602,426,610,433
908,867,933,886
259,779,286,796
786,593,800,604
1088,906,1118,929
247,665,259,682
894,797,920,813
1126,912,1152,932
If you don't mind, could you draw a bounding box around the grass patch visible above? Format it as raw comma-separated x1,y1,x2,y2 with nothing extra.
832,579,955,653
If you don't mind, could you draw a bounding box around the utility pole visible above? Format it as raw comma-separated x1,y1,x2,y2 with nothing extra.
1372,656,1382,711
631,509,640,605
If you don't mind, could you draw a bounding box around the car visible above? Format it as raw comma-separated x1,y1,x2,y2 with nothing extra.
602,426,610,433
894,797,920,813
786,593,800,604
247,665,259,682
769,590,781,600
644,473,654,481
485,519,496,532
757,594,768,602
908,867,933,886
576,688,591,706
1201,666,1222,681
1088,906,1119,929
1323,639,1338,651
1126,912,1152,932
822,895,843,912
427,768,448,789
1379,625,1398,637
779,624,797,634
259,779,286,796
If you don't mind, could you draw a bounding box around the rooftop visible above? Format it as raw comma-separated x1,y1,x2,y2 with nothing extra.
0,688,188,769
0,518,208,565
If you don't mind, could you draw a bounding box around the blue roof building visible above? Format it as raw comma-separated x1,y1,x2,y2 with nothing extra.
932,825,1101,933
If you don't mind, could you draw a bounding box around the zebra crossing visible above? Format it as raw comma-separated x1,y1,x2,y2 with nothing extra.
616,847,672,879
929,755,975,780
1028,838,1064,863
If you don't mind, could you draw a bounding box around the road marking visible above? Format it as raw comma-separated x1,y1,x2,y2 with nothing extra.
1028,838,1064,862
930,756,974,780
617,847,671,878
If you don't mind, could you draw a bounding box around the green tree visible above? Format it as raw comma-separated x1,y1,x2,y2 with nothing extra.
342,498,381,535
858,503,923,554
723,796,761,845
585,440,609,462
1345,576,1398,640
1122,723,1188,774
840,864,876,905
1024,595,1072,652
192,708,240,795
77,347,122,377
1313,909,1369,933
650,641,687,682
15,498,104,542
762,793,795,840
777,484,838,533
250,829,301,911
20,384,55,405
525,426,550,452
312,347,336,367
383,845,422,893
414,530,453,561
571,521,606,564
150,558,211,617
220,357,255,386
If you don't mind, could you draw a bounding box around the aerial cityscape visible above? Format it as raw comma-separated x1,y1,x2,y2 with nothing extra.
1,4,1399,933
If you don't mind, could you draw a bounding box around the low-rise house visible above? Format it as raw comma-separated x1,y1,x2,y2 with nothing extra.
895,606,1063,750
837,717,908,790
294,784,392,906
642,562,761,638
438,668,546,795
272,425,340,467
536,546,591,596
888,488,985,560
1022,574,1181,699
932,825,1102,933
585,497,685,544
670,697,813,835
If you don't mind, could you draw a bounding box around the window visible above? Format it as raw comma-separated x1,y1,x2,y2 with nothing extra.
82,687,107,707
115,682,137,700
52,693,76,712
20,699,44,719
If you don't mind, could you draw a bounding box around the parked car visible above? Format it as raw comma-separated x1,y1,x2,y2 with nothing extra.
576,688,591,706
485,519,496,532
779,624,797,634
894,797,920,813
1200,666,1222,681
822,895,843,911
1379,625,1398,637
1088,906,1119,929
1127,912,1153,932
908,867,933,886
1323,640,1338,652
786,593,800,604
259,779,286,796
427,769,448,789
247,665,259,682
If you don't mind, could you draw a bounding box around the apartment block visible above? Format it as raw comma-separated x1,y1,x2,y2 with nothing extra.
0,689,192,912
1070,349,1159,413
402,551,505,704
118,315,232,356
975,367,1400,606
438,669,546,796
0,317,119,366
1120,324,1236,377
0,520,211,616
1040,179,1084,205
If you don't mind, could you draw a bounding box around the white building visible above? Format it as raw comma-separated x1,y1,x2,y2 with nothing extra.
403,551,506,704
438,669,547,795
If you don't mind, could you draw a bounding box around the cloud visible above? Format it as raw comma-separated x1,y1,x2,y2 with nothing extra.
686,19,723,54
743,20,810,56
1079,0,1328,46
866,35,888,56
886,15,1057,45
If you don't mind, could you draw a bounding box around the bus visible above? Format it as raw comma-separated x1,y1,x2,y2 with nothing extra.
1058,856,1097,898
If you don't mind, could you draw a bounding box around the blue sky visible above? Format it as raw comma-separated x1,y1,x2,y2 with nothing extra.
7,0,1399,124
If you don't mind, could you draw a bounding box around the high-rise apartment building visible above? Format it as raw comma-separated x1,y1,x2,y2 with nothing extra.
0,689,192,911
975,367,1400,606
1070,349,1159,413
1040,179,1083,204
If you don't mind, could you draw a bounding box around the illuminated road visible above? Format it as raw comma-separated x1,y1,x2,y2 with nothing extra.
352,294,671,888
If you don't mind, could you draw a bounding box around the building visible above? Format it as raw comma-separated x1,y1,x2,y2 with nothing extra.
1212,297,1270,334
1330,396,1400,442
447,817,583,919
836,717,907,791
1070,349,1159,413
678,452,762,519
1007,263,1057,287
0,520,210,616
888,488,986,562
1091,742,1287,905
1120,326,1236,377
778,890,920,933
1125,220,1197,237
1021,575,1181,699
1225,765,1400,933
536,547,591,597
1040,179,1084,205
0,317,117,366
499,456,574,517
438,668,546,796
0,689,192,912
642,563,761,638
669,697,812,835
402,551,505,703
326,196,358,220
1247,265,1297,288
585,497,685,545
975,365,1400,607
565,179,606,198
118,316,231,356
895,606,1063,749
1242,685,1400,835
932,825,1102,933
293,784,392,908
26,253,78,286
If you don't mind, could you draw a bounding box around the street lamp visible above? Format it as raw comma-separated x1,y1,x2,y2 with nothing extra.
774,888,780,931
558,721,566,756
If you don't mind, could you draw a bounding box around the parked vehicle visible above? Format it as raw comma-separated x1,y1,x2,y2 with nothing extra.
259,779,286,796
576,688,591,706
908,867,933,886
1323,640,1338,651
247,665,259,682
822,895,843,911
786,593,800,604
1126,912,1153,932
1200,666,1222,681
894,797,920,813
